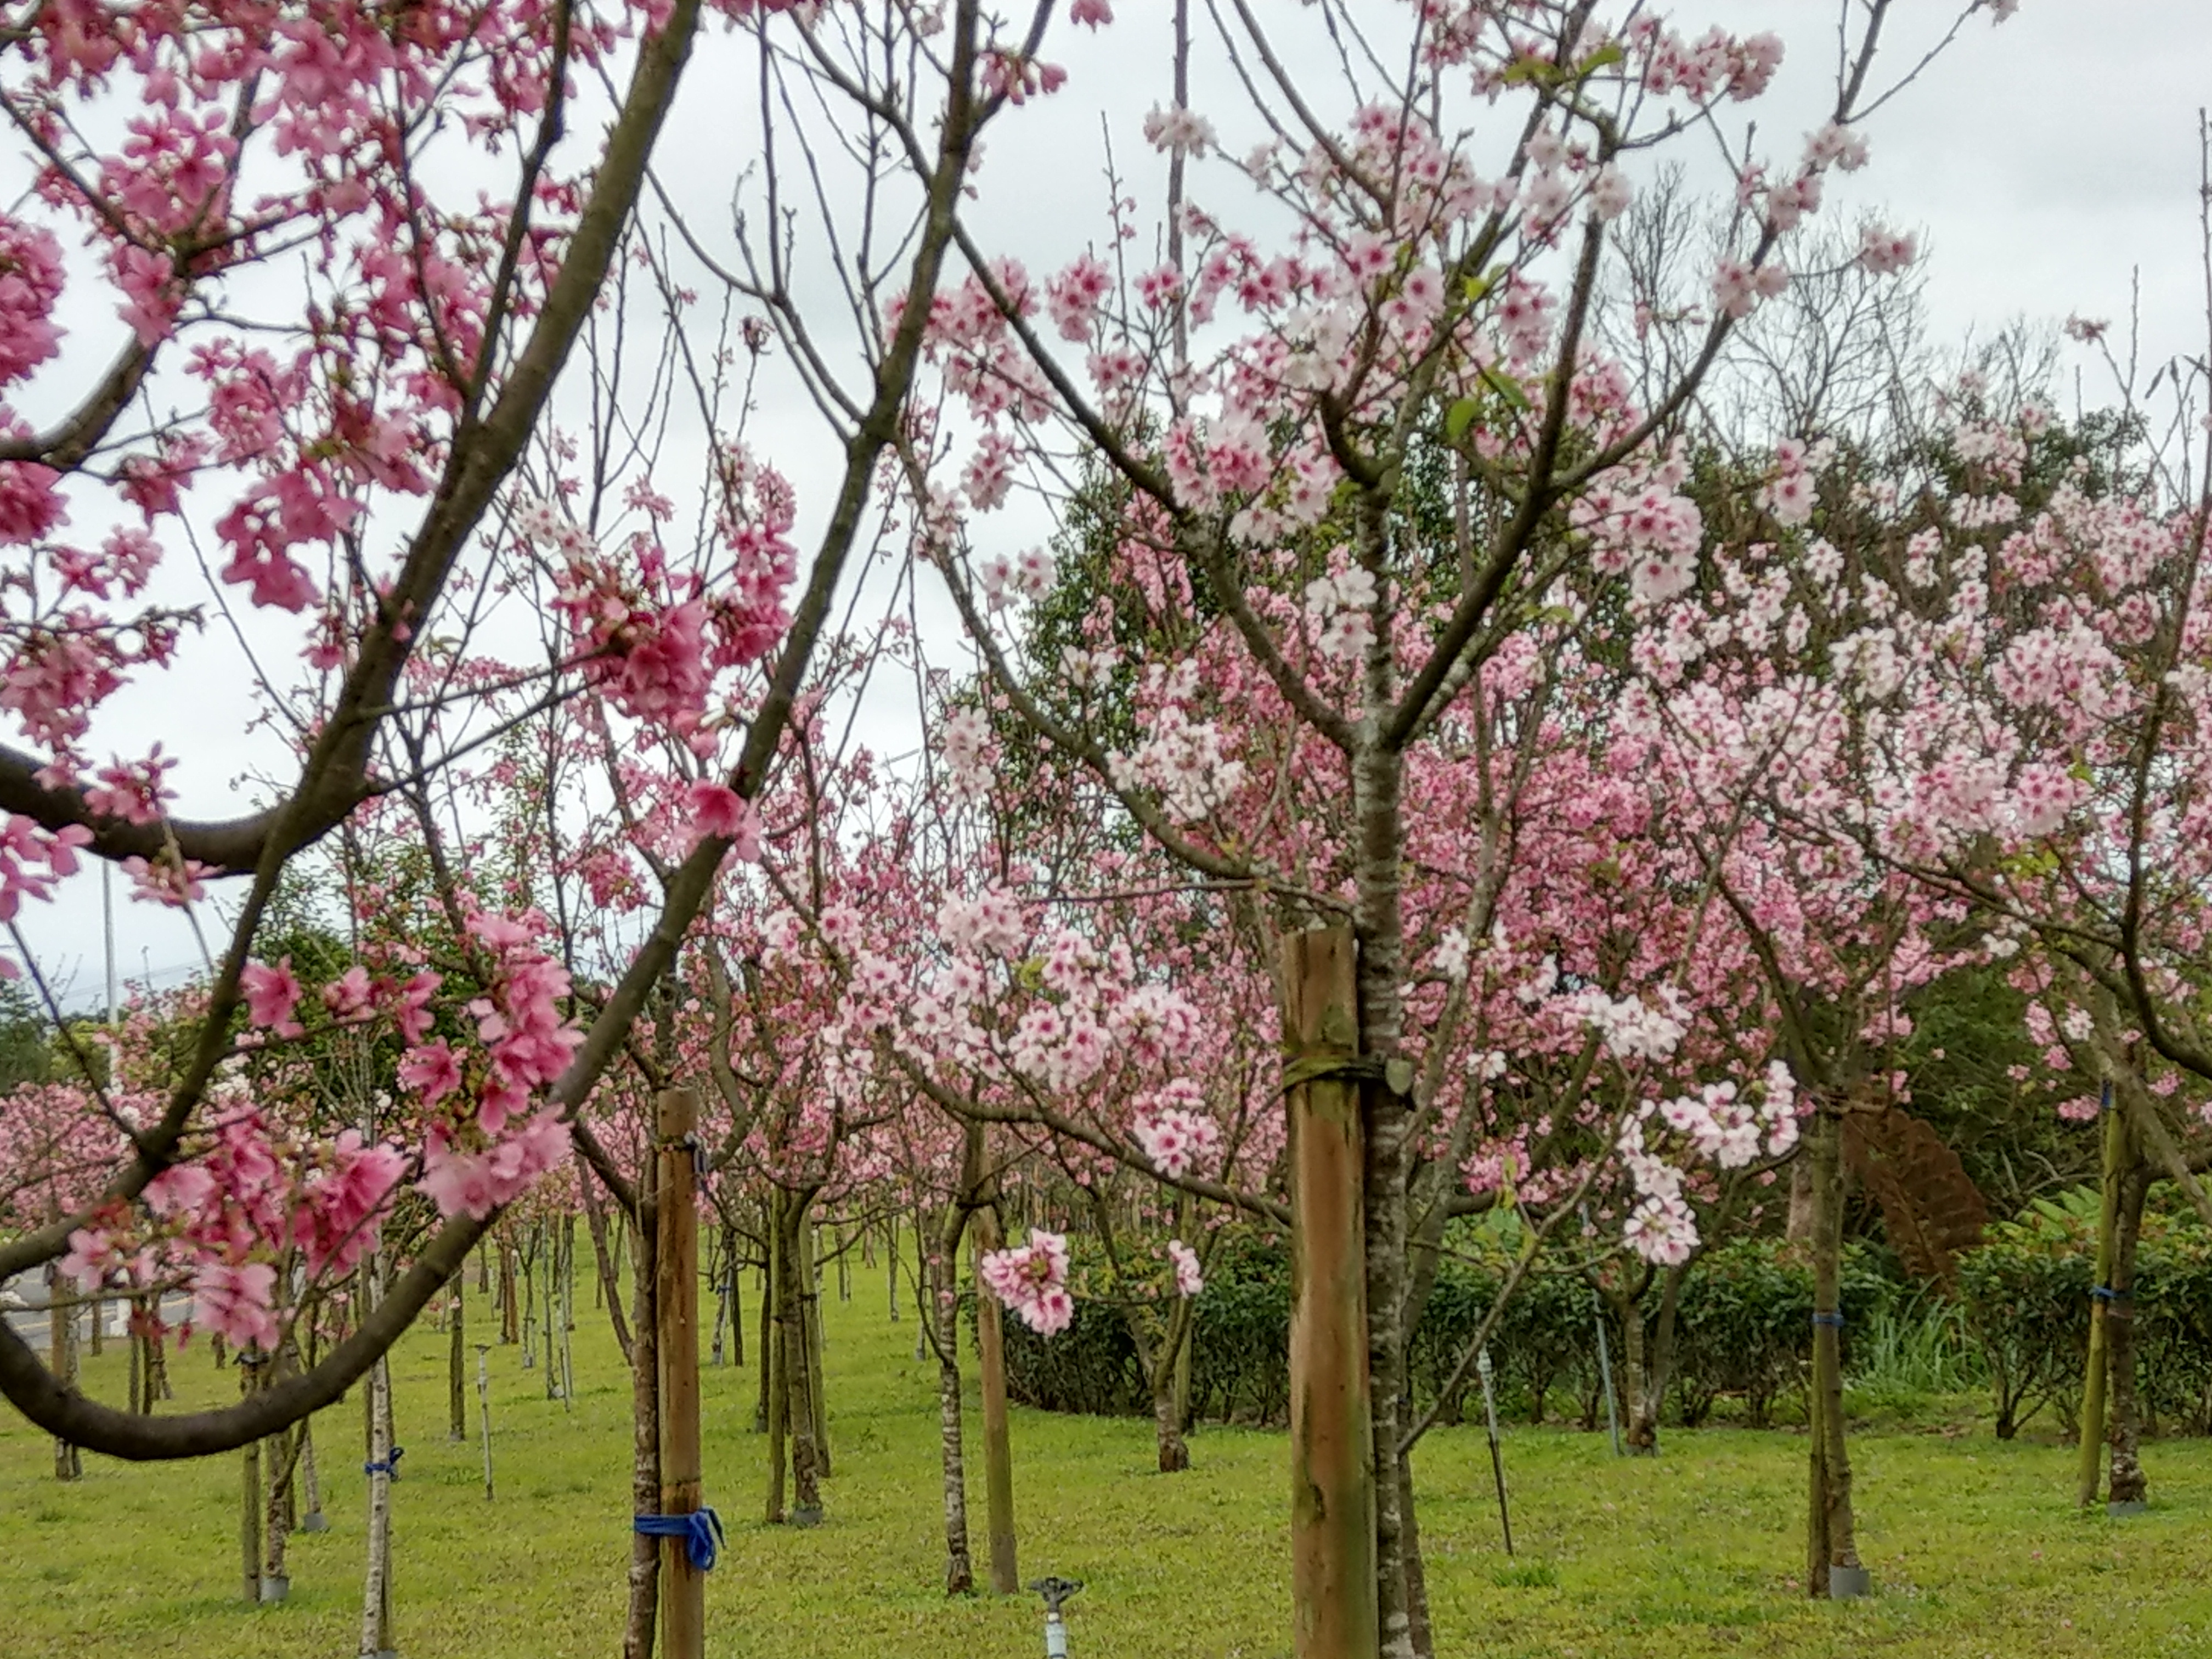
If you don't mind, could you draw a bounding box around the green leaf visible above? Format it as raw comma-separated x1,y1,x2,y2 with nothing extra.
1445,397,1480,444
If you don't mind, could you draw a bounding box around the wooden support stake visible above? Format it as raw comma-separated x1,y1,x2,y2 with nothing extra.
1284,926,1379,1659
656,1087,706,1659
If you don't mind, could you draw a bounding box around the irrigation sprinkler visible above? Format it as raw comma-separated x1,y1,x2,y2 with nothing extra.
1476,1346,1514,1557
1029,1576,1081,1658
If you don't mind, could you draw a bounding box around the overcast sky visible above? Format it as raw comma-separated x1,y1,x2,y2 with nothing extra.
14,0,2210,1008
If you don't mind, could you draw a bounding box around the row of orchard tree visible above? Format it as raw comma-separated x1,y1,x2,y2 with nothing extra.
2,1,2210,1656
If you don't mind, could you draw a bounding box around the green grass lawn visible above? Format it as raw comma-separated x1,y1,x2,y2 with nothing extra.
5,1267,2211,1659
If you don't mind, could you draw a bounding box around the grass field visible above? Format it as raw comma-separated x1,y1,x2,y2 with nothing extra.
5,1265,2211,1659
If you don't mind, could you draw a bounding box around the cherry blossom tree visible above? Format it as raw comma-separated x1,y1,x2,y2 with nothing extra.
0,0,1058,1463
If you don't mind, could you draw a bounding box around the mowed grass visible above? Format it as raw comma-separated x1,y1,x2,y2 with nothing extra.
5,1260,2212,1659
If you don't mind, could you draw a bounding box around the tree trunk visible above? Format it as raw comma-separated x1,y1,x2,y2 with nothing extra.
780,1193,824,1523
887,1212,901,1323
623,1206,662,1659
449,1280,467,1442
359,1290,396,1657
560,1215,577,1409
520,1226,537,1370
2105,1139,2152,1508
970,1205,1019,1592
1285,926,1379,1659
711,1226,734,1366
1627,1262,1689,1455
936,1245,973,1594
241,1357,263,1602
655,1088,706,1659
754,1234,774,1436
586,1176,634,1364
262,1417,292,1601
764,1198,788,1519
543,1221,560,1400
801,1215,831,1478
499,1234,520,1346
2079,1093,2127,1505
48,1263,80,1481
1807,1102,1859,1596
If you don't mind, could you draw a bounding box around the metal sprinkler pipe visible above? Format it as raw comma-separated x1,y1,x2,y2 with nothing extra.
1029,1576,1081,1658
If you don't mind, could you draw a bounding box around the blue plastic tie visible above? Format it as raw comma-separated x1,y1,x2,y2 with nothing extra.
634,1507,726,1572
1810,1312,1845,1329
363,1445,404,1480
2090,1285,2132,1302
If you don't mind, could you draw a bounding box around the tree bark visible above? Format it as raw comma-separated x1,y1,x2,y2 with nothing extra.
1807,1102,1859,1596
655,1088,706,1659
359,1274,396,1657
47,1263,79,1481
936,1192,975,1594
2105,1140,2151,1507
586,1176,634,1364
779,1192,824,1523
764,1198,787,1521
2079,1093,2126,1505
448,1279,467,1442
970,1205,1019,1591
240,1356,263,1602
801,1215,830,1477
1286,926,1379,1659
499,1234,520,1346
623,1206,662,1659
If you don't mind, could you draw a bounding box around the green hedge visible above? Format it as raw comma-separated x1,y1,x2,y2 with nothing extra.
989,1197,2212,1437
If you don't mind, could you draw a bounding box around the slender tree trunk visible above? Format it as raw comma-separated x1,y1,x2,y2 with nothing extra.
729,1251,744,1370
780,1194,823,1523
520,1227,537,1370
2106,1144,2152,1507
585,1176,634,1364
449,1280,467,1442
623,1208,662,1659
1627,1263,1688,1454
500,1234,520,1346
711,1226,735,1366
764,1198,788,1518
48,1263,80,1481
300,1414,326,1532
543,1222,560,1400
801,1215,831,1478
971,1205,1019,1592
936,1239,973,1595
754,1239,774,1436
2079,1094,2126,1505
560,1215,577,1410
1807,1102,1860,1596
1285,926,1379,1659
263,1417,292,1601
655,1089,706,1659
241,1356,263,1602
359,1278,396,1658
888,1212,901,1323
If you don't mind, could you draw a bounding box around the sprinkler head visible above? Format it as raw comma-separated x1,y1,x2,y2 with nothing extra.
1028,1576,1082,1615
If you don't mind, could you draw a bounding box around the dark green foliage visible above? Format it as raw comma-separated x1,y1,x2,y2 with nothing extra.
994,1204,2212,1441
